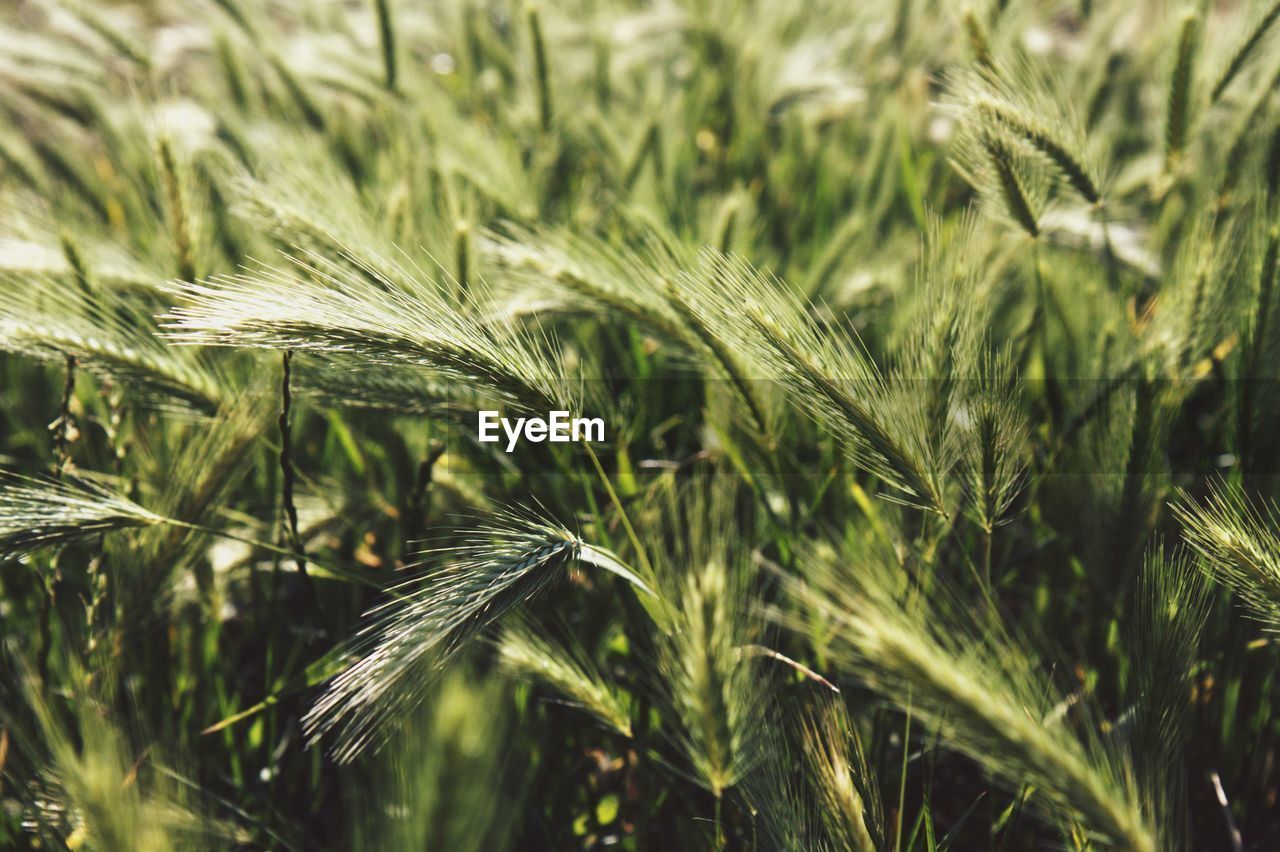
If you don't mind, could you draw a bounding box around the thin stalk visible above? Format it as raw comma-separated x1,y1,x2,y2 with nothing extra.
1097,204,1122,293
583,441,652,582
981,525,993,589
896,696,913,851
1032,242,1062,429
164,518,390,593
279,351,326,622
1241,225,1279,476
404,441,446,556
53,354,77,476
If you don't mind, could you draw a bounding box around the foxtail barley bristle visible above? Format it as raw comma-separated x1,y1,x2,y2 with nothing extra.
0,476,165,556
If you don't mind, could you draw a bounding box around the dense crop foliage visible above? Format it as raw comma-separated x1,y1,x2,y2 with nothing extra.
3,0,1280,848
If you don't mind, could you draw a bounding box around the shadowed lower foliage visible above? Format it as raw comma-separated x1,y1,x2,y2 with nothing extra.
3,0,1280,849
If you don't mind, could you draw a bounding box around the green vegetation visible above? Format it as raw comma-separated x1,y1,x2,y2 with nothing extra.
2,0,1280,848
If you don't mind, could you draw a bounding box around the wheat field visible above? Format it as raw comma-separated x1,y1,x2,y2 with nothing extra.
2,0,1280,849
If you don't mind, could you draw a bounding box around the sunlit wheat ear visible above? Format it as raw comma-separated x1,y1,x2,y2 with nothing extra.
305,518,577,762
800,701,880,852
658,554,764,798
951,118,1045,238
162,249,571,412
949,61,1103,206
0,475,165,557
498,620,632,737
0,277,223,412
305,514,645,763
292,359,476,421
479,225,687,342
1174,483,1280,628
678,250,947,514
776,543,1156,852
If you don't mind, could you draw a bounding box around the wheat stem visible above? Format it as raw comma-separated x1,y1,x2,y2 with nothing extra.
279,351,326,624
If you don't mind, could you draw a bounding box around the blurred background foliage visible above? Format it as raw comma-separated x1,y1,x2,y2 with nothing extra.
1,0,1280,848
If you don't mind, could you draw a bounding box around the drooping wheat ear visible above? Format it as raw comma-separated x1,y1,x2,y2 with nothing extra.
215,33,248,107
372,0,397,92
66,1,150,68
291,360,476,421
304,514,648,762
305,517,579,762
0,282,223,412
778,545,1157,852
757,317,946,512
1165,11,1200,169
498,620,632,737
1237,223,1279,473
480,226,687,343
679,250,947,514
268,53,326,131
527,5,552,131
1210,0,1280,103
0,475,165,557
163,248,571,413
981,131,1040,238
664,281,771,439
977,98,1101,205
58,235,92,298
1174,483,1280,628
1215,63,1280,206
